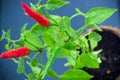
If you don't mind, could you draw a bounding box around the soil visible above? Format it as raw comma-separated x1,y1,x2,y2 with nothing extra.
84,27,120,80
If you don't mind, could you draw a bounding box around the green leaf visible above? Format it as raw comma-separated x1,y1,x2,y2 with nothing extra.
64,42,77,50
42,26,66,47
24,31,43,48
17,58,25,74
56,47,69,58
30,23,45,36
31,57,39,67
59,16,70,31
19,36,25,46
90,50,102,59
88,32,102,49
78,36,89,49
21,23,28,33
27,73,36,80
42,30,56,48
30,66,41,75
59,69,93,80
0,30,6,41
75,53,99,68
89,40,98,50
5,29,11,41
74,57,85,69
65,50,78,66
85,7,117,24
30,52,39,67
46,0,69,10
5,43,11,50
89,32,102,41
59,16,75,36
27,61,41,74
24,41,38,51
49,15,62,25
48,69,59,78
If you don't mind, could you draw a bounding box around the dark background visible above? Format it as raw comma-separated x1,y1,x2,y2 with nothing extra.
0,0,120,80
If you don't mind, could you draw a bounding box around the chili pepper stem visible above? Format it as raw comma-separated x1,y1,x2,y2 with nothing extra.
12,58,19,63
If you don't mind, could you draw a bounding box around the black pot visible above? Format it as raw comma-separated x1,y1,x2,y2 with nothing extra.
84,26,120,80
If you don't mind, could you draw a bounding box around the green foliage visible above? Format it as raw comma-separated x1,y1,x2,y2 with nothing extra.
85,7,117,24
59,16,71,31
5,43,11,50
27,73,36,80
45,0,69,10
31,56,39,67
0,29,11,41
49,15,62,24
54,47,69,58
0,0,117,80
48,69,59,78
88,32,102,49
76,7,117,34
30,23,45,36
59,69,93,80
64,42,77,50
23,31,43,49
21,23,28,33
75,52,99,69
17,58,25,74
27,61,41,75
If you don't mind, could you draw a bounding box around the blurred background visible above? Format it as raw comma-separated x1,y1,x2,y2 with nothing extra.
0,0,120,80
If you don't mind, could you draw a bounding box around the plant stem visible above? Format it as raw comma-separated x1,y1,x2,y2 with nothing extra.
70,13,80,19
76,25,87,35
38,0,42,4
75,8,86,17
41,46,59,79
24,72,28,78
39,51,44,65
12,58,18,63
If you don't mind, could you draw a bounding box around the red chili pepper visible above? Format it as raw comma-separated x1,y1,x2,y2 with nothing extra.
21,1,50,27
0,47,30,59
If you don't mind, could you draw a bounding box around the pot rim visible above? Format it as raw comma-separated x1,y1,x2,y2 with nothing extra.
89,26,120,38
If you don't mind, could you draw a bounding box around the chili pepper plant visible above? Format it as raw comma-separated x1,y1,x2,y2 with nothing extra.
0,0,117,80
